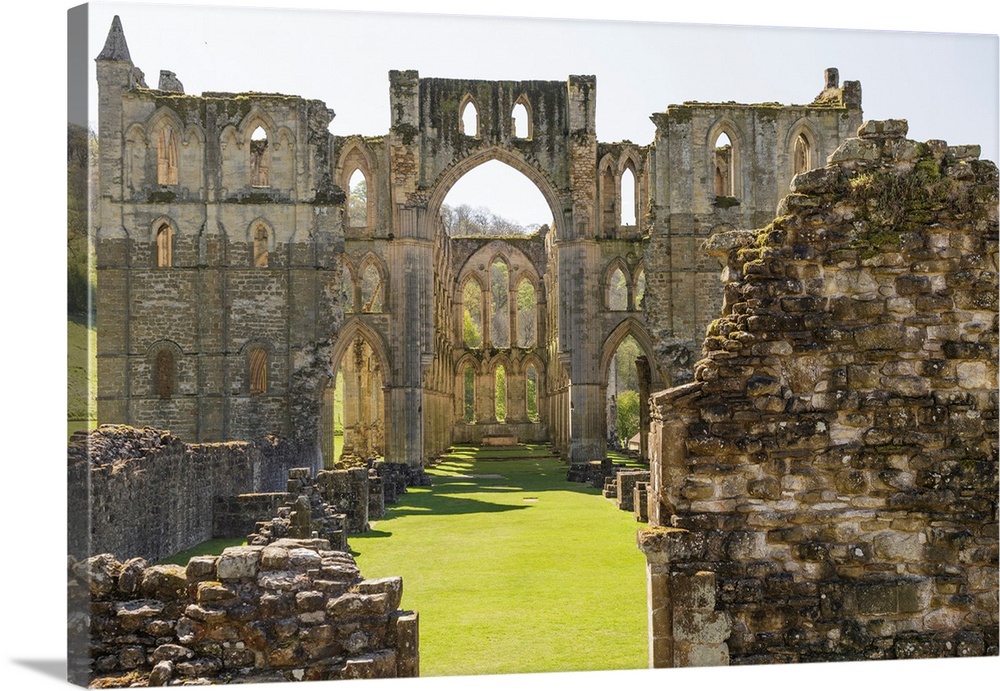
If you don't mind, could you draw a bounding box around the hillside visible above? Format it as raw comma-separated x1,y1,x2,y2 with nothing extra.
68,316,96,438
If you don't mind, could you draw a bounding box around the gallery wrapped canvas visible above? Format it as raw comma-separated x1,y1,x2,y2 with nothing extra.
61,2,997,689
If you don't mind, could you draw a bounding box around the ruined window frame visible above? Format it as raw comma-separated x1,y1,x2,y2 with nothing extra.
360,260,385,313
511,96,532,140
156,123,179,186
619,161,638,227
156,223,173,267
793,131,812,176
248,346,268,396
606,263,629,312
249,125,271,188
459,94,481,138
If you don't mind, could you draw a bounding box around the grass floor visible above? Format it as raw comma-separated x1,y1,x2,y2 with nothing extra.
349,444,648,677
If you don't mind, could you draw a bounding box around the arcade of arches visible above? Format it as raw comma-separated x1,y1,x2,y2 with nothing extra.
95,21,864,469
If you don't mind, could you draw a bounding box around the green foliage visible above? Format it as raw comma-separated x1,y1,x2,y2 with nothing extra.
67,317,97,427
348,176,367,226
494,366,507,422
350,446,648,676
463,309,482,348
525,375,538,421
616,390,640,446
67,124,96,317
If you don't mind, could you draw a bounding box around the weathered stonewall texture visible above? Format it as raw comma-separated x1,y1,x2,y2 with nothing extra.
640,120,999,667
67,539,418,686
68,425,306,563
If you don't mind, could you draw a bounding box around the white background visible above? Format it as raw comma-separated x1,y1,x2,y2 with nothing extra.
2,2,999,690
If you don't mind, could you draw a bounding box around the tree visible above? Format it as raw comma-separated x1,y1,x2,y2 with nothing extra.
616,389,640,447
348,176,367,226
439,203,542,237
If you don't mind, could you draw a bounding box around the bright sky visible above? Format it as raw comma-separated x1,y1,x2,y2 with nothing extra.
80,1,999,228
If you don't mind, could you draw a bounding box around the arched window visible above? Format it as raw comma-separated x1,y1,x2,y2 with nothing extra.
620,165,637,226
526,364,539,422
253,225,269,267
515,278,536,348
714,132,734,197
460,96,479,137
608,266,628,311
248,347,267,395
463,364,476,423
156,124,178,186
793,132,811,175
341,265,355,314
156,224,173,267
155,349,174,399
361,263,383,313
633,268,646,311
512,98,531,139
348,168,368,227
463,279,483,348
489,259,510,348
250,126,270,187
600,163,616,235
494,364,507,423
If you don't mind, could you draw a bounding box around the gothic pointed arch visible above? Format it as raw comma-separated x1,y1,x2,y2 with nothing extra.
511,95,532,140
150,215,179,267
604,258,630,311
426,146,567,240
337,138,377,229
329,318,392,387
247,217,275,267
598,153,617,236
147,107,184,187
786,118,820,179
619,151,641,227
459,94,481,137
707,118,744,199
599,317,667,390
357,253,388,313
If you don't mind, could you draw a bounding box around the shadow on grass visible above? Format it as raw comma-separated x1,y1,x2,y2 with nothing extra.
386,492,531,518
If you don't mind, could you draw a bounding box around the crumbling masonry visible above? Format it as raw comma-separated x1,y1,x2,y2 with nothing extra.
640,120,998,666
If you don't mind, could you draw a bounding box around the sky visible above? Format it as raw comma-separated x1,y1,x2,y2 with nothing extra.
79,1,999,227
2,3,999,691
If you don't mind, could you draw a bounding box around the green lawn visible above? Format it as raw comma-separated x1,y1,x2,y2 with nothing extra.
350,444,649,677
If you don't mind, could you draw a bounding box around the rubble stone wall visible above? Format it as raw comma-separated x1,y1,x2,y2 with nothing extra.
67,539,418,686
641,120,999,666
68,426,306,563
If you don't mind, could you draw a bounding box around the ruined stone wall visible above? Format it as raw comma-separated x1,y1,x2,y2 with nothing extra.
640,120,998,667
96,27,344,453
643,71,863,387
67,539,418,686
68,426,306,563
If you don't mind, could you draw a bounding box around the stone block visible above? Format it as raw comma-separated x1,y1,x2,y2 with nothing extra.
674,642,729,667
217,546,263,580
672,610,732,645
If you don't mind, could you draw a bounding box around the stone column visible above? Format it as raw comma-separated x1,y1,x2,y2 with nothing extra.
636,355,652,463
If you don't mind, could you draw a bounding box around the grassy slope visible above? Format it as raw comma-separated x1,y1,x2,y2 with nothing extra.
350,445,648,677
67,315,97,438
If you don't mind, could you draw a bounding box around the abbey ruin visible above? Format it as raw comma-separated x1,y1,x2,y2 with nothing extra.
78,14,997,683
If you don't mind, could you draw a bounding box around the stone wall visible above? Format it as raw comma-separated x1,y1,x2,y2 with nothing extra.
67,539,418,686
68,426,306,563
640,120,998,667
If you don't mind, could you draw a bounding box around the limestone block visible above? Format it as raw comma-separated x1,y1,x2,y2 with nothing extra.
672,610,732,645
217,546,263,581
674,642,729,667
